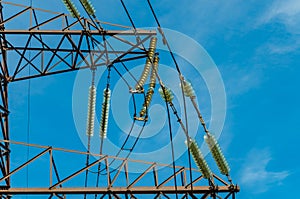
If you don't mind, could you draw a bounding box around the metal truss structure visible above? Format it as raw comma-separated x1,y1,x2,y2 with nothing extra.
0,1,239,198
0,140,239,198
0,1,156,82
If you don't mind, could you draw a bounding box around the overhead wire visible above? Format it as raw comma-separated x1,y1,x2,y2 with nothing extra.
180,79,195,189
94,65,111,199
80,6,151,173
158,85,179,199
79,0,104,31
146,0,233,188
146,0,197,191
146,0,182,75
60,2,188,196
80,4,153,171
181,79,232,182
95,51,148,174
118,4,177,196
87,7,153,170
80,14,110,199
85,46,148,176
61,0,202,193
149,0,232,184
26,0,33,194
119,1,214,196
98,119,147,176
90,64,148,176
84,13,157,175
146,0,231,181
104,40,143,91
93,52,161,176
60,0,139,186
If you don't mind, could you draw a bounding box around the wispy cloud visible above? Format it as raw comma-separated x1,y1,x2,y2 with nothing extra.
157,1,269,41
220,64,263,97
261,0,300,32
238,148,289,194
257,0,300,54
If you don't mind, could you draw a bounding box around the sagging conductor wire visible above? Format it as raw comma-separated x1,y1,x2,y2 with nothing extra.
94,65,112,195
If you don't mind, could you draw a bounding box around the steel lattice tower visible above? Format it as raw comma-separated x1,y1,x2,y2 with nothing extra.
0,1,239,198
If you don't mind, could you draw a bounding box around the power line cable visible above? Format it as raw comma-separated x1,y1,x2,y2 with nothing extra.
26,0,33,194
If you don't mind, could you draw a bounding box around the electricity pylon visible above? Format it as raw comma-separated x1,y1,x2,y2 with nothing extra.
0,1,239,198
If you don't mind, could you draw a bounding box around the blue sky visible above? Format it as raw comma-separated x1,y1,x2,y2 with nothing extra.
5,0,300,198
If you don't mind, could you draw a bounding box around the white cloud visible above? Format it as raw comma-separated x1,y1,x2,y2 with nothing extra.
261,41,299,55
258,0,300,34
257,0,300,54
156,0,256,41
262,0,300,31
239,148,289,193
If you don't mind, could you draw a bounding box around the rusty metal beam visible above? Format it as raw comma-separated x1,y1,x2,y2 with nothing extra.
158,167,185,188
0,30,156,35
0,2,10,188
127,163,156,189
109,160,127,188
0,140,239,197
50,156,107,189
0,185,240,195
0,147,51,182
